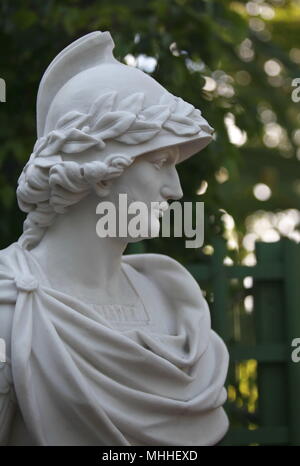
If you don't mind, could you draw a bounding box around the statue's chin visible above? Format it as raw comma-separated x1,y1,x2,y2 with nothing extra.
126,214,161,242
149,215,161,237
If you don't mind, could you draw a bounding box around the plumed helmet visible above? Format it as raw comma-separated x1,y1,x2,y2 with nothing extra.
34,31,214,165
17,31,214,250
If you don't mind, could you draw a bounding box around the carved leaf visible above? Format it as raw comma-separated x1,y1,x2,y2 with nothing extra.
61,129,100,153
88,91,117,121
174,97,195,117
159,94,177,112
191,108,203,120
118,93,145,114
115,120,161,144
34,156,63,168
163,114,200,136
39,130,65,156
138,105,170,125
191,109,214,133
56,111,89,131
91,111,136,139
33,136,47,155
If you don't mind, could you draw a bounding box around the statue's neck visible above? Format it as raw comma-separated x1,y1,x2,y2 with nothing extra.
29,193,128,300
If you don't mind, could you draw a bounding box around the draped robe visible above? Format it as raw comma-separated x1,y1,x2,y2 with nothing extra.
0,242,229,445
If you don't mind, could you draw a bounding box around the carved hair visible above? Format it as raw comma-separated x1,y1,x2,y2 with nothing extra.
17,91,210,249
17,154,134,249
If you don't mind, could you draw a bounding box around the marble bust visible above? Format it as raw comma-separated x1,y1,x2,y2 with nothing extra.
0,31,229,446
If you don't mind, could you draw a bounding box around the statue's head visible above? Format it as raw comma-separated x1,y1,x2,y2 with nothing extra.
17,31,214,249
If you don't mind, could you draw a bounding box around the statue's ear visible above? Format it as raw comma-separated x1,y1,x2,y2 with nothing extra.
37,31,118,140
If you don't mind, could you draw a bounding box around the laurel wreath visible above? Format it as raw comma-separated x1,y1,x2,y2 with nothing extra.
26,91,212,170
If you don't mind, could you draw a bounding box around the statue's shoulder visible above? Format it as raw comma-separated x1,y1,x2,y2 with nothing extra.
0,242,19,299
0,242,19,273
122,252,204,302
122,251,187,275
0,244,18,445
0,243,19,359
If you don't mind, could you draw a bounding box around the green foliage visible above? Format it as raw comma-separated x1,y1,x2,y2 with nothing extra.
0,0,299,259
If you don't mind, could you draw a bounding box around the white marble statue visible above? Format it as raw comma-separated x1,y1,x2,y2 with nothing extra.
0,31,229,446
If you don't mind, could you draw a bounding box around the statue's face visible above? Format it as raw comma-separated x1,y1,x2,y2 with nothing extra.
102,145,183,241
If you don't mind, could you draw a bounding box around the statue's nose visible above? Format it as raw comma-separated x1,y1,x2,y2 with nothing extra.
161,167,183,201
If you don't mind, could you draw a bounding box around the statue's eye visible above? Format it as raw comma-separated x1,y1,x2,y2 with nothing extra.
153,157,168,170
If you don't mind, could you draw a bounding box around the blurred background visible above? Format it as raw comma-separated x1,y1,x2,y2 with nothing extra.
1,0,300,446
